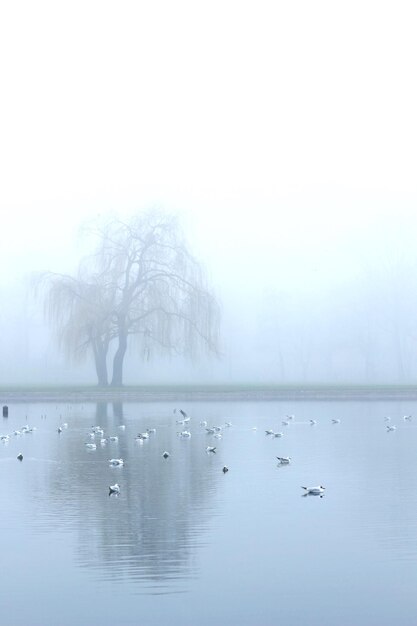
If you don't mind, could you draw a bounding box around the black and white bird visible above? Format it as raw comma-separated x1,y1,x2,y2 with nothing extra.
276,456,291,464
109,483,120,495
301,485,325,495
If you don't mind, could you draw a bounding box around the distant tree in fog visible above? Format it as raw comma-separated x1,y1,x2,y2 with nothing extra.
36,210,220,386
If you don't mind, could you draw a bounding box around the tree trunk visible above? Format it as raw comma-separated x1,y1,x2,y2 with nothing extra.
111,329,127,386
93,340,109,387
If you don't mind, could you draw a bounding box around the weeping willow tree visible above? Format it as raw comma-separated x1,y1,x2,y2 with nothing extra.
36,271,116,385
37,210,221,386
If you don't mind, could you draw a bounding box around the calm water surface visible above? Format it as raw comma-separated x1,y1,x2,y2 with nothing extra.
1,399,417,625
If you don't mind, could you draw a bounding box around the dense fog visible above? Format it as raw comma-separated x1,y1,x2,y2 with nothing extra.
0,205,417,385
0,3,416,386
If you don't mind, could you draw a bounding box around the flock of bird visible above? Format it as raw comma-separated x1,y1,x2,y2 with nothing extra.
2,406,412,498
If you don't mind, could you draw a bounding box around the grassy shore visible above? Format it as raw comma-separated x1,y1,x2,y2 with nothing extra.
1,383,417,402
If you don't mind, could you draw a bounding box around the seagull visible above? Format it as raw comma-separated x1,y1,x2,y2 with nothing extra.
17,453,23,461
265,429,275,435
384,416,391,422
273,432,284,438
108,458,124,466
85,443,97,450
179,430,191,438
176,418,190,425
282,420,290,426
108,436,119,442
301,485,325,495
162,451,170,459
222,466,229,473
276,456,291,464
109,483,120,495
118,425,126,430
206,446,216,453
403,415,412,421
136,433,149,440
310,420,317,425
386,425,396,432
57,426,63,433
179,409,187,418
332,419,340,424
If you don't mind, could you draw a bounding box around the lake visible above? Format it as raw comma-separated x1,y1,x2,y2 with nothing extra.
1,399,417,625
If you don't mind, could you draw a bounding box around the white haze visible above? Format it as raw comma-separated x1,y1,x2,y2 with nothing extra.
0,1,416,385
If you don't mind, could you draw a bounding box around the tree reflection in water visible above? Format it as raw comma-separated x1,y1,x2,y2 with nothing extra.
46,402,219,590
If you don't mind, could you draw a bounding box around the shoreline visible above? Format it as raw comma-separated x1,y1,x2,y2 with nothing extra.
1,386,417,403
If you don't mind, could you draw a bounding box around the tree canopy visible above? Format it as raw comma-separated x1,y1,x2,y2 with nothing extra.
37,210,221,386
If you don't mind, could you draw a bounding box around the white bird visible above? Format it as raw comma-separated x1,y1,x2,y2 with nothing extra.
265,429,274,435
109,458,124,466
282,420,290,426
206,446,216,453
310,419,317,425
301,485,325,495
108,436,119,442
109,483,120,494
85,443,97,450
179,430,191,438
162,451,170,459
403,415,412,421
386,425,396,432
118,425,126,430
273,432,283,438
277,456,291,464
146,428,156,434
136,433,149,440
384,416,391,422
200,421,208,427
332,419,340,424
286,414,295,420
57,426,63,433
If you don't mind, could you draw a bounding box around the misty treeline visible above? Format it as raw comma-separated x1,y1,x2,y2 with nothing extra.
253,260,417,383
33,210,220,386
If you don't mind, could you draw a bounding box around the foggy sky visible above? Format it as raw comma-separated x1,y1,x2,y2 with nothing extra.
0,2,416,385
